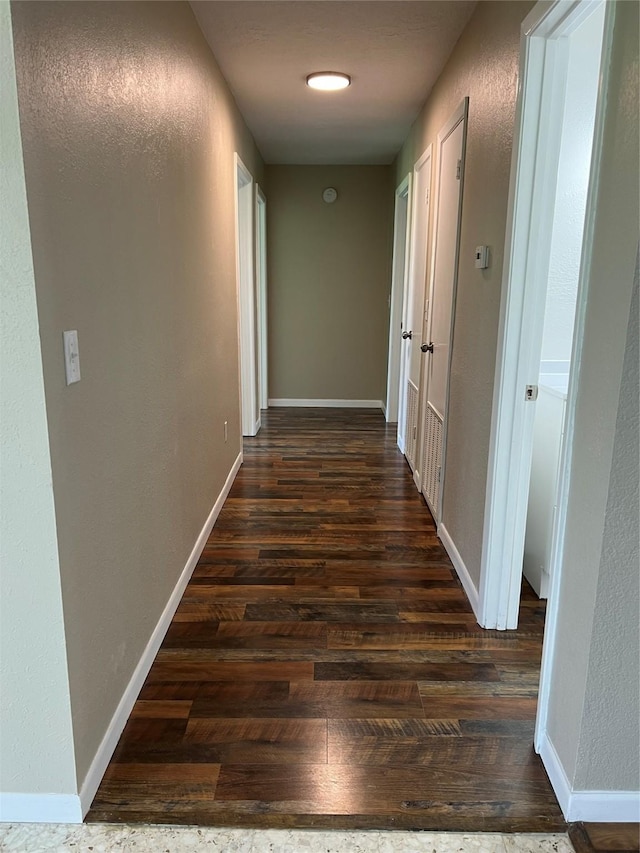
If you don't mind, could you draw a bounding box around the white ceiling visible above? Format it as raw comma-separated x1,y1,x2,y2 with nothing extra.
190,1,477,164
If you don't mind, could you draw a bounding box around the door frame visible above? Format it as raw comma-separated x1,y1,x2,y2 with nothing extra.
385,173,412,424
256,185,268,412
398,146,432,457
234,153,259,437
479,0,612,632
421,98,468,523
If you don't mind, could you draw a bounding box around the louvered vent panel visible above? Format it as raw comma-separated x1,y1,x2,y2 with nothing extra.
421,403,443,514
404,381,418,471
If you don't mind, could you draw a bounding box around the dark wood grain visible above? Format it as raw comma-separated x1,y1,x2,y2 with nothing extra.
569,822,640,853
88,407,565,832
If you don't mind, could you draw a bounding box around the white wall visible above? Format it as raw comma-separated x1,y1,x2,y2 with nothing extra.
540,8,604,365
0,0,77,806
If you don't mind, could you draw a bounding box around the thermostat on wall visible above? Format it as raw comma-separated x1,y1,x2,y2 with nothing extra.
322,187,338,204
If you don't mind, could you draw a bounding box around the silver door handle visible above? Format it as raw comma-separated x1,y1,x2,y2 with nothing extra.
421,342,434,353
402,331,412,340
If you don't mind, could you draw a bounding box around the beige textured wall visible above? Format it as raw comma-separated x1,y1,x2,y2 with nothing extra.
545,0,639,791
576,263,638,791
266,165,393,403
394,0,534,586
0,0,77,796
11,0,263,787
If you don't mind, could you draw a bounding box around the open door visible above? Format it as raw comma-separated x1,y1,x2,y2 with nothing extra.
420,100,468,519
400,146,432,474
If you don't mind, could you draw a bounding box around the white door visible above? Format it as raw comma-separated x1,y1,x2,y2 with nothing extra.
399,146,432,469
256,186,268,411
385,175,411,424
234,154,259,437
420,100,468,519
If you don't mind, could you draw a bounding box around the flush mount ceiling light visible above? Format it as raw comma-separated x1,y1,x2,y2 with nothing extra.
306,72,351,91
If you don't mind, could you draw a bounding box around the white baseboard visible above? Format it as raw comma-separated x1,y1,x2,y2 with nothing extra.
568,790,640,822
438,523,480,622
413,468,421,493
380,400,387,419
538,732,640,821
268,398,383,409
77,451,243,817
538,730,572,818
0,793,83,824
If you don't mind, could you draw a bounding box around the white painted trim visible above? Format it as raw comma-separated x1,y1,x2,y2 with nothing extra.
268,399,383,409
438,523,480,622
386,173,411,424
0,793,82,824
400,148,431,456
256,185,268,411
538,729,572,818
538,732,640,821
380,400,387,419
234,153,258,437
424,98,468,526
396,171,414,447
77,452,243,817
567,791,640,823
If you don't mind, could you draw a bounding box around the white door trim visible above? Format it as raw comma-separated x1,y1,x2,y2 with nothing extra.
234,153,259,437
399,147,431,458
256,185,268,411
424,97,468,525
385,173,411,424
479,0,611,631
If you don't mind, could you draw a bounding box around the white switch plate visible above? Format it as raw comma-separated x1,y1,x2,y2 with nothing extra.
63,330,81,385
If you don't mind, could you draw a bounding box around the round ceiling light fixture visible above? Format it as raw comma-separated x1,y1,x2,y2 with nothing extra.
306,71,351,91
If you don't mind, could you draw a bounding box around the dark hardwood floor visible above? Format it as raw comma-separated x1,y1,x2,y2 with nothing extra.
569,822,640,853
88,407,566,831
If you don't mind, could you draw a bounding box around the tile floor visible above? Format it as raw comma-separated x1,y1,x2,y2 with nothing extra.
0,824,574,852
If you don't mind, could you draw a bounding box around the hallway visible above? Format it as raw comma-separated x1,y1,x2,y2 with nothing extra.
88,409,564,832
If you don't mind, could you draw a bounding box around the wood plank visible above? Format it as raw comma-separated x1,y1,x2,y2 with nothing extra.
244,602,400,623
213,763,563,817
146,661,314,683
129,700,192,719
183,718,327,764
190,680,424,720
580,822,640,852
420,695,538,721
314,662,501,683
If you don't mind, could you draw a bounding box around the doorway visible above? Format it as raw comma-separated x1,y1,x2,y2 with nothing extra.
522,6,605,600
234,154,260,437
385,175,411,424
398,147,431,472
480,0,609,631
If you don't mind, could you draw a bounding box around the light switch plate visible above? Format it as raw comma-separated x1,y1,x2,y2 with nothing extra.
63,330,81,385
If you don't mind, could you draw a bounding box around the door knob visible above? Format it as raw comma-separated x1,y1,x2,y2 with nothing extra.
402,331,412,340
421,342,434,353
